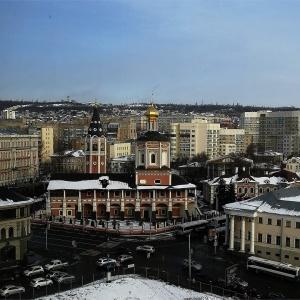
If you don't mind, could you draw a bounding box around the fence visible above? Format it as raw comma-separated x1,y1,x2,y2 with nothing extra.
19,265,248,300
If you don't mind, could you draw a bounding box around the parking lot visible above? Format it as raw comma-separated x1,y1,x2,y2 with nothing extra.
1,223,300,299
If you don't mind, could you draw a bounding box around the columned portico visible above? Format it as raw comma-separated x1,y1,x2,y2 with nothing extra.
229,215,235,251
240,217,245,252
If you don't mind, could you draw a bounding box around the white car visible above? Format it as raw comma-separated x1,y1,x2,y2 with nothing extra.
30,277,53,288
136,245,155,254
96,258,117,267
117,254,134,263
45,259,69,271
55,274,75,284
182,259,202,271
46,271,68,280
24,265,44,277
0,285,25,297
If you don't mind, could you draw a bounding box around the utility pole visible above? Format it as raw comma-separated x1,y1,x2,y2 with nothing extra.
188,232,191,282
45,220,49,250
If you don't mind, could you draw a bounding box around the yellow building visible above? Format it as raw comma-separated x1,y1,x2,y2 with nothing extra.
41,127,54,162
109,142,132,159
224,187,300,266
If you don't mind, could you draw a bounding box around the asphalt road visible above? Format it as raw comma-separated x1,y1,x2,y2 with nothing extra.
1,224,300,299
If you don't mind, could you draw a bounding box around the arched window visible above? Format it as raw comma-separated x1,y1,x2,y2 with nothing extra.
8,227,14,238
1,228,6,240
151,154,156,164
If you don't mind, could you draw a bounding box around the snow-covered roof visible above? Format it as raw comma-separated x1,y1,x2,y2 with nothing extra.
0,188,34,209
205,174,291,186
224,187,300,217
48,179,133,191
51,149,85,157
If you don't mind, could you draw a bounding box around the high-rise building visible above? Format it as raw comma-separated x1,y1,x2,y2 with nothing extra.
170,119,220,160
240,110,300,157
85,106,107,173
40,127,54,163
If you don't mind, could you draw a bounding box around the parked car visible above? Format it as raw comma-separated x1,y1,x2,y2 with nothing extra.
228,275,248,291
117,254,134,264
45,259,69,271
46,271,68,280
30,277,53,289
96,258,117,267
136,245,155,254
182,259,202,272
0,285,25,297
24,265,44,277
55,274,75,284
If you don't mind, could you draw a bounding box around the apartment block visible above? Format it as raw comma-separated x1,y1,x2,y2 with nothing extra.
109,142,132,158
170,119,220,160
0,131,39,186
218,128,245,156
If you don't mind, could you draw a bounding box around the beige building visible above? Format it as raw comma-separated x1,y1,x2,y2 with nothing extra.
170,119,220,160
0,132,39,187
117,117,137,142
218,128,245,156
41,127,54,162
0,189,33,262
224,187,300,266
109,142,132,159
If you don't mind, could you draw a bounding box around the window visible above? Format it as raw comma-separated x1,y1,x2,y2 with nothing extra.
258,233,263,243
141,153,145,164
266,252,271,255
275,254,280,257
295,239,300,249
258,217,263,224
277,219,282,226
176,191,181,197
268,218,272,225
296,222,300,229
114,191,120,197
154,179,161,185
286,237,291,247
257,250,261,254
285,255,289,259
125,191,131,197
286,221,291,228
295,257,299,261
8,227,13,238
276,236,281,246
248,231,251,241
59,210,63,216
267,234,272,244
67,210,72,216
151,153,156,164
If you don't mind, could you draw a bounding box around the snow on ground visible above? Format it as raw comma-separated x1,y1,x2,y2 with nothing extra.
38,276,221,300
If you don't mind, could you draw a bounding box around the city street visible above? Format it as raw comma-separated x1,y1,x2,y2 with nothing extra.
1,223,297,299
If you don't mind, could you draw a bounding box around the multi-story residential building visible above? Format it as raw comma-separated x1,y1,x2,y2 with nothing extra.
170,119,220,160
202,169,299,209
117,117,137,141
47,104,197,221
240,110,300,157
51,150,85,174
0,131,39,187
285,157,300,174
109,142,132,159
158,113,193,133
218,128,245,156
224,187,300,266
1,109,16,120
40,127,54,163
0,188,33,263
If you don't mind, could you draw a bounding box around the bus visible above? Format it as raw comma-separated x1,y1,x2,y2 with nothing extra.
247,256,300,280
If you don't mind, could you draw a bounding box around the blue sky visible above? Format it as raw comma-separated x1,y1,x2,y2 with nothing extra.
0,0,300,106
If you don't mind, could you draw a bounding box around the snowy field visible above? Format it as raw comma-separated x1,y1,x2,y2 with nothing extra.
38,276,222,300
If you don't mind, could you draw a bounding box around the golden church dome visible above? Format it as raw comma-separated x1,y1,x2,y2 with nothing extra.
145,103,159,118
